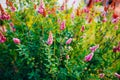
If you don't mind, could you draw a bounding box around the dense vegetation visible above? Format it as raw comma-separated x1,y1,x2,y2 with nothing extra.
0,0,120,80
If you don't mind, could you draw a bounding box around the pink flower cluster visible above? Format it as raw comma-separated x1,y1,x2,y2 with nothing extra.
13,38,20,44
98,72,120,79
61,2,66,11
10,6,16,12
90,45,99,53
115,73,120,79
101,11,106,17
0,32,6,43
111,17,119,23
84,45,99,62
38,0,46,16
71,13,75,20
102,17,107,23
60,21,66,30
0,4,10,20
83,7,89,13
66,38,72,44
112,13,120,23
9,22,16,32
85,52,94,62
81,25,85,32
47,31,53,45
101,11,107,23
113,42,120,53
6,0,16,12
38,5,44,14
72,0,76,5
0,12,10,20
99,73,105,78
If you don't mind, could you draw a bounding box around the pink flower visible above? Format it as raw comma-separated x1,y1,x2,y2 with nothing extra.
102,17,107,23
47,31,53,45
10,6,16,12
71,13,75,20
0,4,10,20
84,52,94,62
0,13,10,20
61,2,65,10
83,7,89,13
99,73,105,78
10,22,14,27
81,25,85,32
117,46,120,52
60,21,66,30
85,15,89,20
111,17,119,23
0,32,6,43
38,6,44,15
90,45,99,53
101,11,106,17
0,36,6,43
9,22,16,32
38,0,45,15
66,38,72,44
72,0,76,5
13,38,20,44
66,55,70,60
115,73,120,78
113,42,120,53
113,46,117,53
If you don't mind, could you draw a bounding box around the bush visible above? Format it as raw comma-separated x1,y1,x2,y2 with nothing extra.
0,0,120,80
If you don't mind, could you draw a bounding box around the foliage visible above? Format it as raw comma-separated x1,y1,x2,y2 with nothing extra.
0,0,120,80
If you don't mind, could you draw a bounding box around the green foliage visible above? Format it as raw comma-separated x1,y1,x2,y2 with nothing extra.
0,0,120,80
